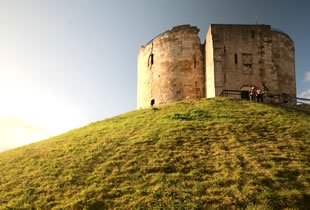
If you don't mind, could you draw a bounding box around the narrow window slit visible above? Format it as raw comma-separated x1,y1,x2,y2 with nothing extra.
148,53,154,67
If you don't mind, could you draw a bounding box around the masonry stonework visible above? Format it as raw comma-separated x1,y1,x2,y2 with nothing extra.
137,24,296,109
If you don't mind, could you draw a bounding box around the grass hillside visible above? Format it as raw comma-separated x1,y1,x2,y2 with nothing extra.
0,97,309,209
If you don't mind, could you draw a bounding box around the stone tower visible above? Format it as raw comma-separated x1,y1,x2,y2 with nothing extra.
137,25,204,109
206,24,296,98
137,24,296,109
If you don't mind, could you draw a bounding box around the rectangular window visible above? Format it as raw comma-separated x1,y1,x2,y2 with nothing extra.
234,53,238,64
251,31,255,39
242,54,253,75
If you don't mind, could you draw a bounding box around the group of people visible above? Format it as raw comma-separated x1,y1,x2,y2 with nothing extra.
249,86,264,103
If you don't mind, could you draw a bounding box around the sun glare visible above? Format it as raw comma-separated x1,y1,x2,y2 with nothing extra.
0,85,86,151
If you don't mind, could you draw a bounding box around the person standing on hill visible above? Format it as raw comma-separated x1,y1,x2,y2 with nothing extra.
256,88,264,103
249,86,256,101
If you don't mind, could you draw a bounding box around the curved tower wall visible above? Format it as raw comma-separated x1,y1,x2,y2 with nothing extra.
271,30,296,96
137,25,204,109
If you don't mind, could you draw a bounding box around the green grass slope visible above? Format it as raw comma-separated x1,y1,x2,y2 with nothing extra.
0,98,309,209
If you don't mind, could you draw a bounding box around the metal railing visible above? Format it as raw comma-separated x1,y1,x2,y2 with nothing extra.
219,89,310,114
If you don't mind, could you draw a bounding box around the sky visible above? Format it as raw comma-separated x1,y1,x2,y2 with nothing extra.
0,0,309,152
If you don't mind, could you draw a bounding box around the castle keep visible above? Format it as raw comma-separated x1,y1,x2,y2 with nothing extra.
137,24,296,108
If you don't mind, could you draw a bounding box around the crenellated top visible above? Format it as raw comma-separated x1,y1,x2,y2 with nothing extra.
170,24,200,33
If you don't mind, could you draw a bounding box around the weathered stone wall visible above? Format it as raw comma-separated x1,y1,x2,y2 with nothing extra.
205,24,295,97
271,30,296,96
206,24,277,96
137,24,296,108
137,25,204,109
205,26,215,97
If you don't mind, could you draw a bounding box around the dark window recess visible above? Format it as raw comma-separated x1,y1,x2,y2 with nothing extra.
224,46,226,54
148,54,154,66
241,91,250,100
251,31,255,39
193,55,196,68
235,53,238,64
150,99,155,106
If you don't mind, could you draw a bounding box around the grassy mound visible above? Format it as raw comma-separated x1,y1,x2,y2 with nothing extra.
0,97,309,209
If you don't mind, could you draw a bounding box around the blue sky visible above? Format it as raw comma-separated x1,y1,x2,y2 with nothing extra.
0,0,309,151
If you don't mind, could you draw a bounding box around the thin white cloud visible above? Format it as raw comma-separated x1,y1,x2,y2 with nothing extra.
299,88,310,99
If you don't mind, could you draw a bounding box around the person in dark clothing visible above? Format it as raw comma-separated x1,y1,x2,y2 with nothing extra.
150,99,155,107
256,88,264,103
